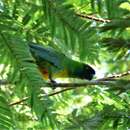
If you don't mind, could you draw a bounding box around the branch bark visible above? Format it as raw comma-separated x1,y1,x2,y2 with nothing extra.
0,79,116,86
76,13,111,23
48,80,116,87
9,88,74,106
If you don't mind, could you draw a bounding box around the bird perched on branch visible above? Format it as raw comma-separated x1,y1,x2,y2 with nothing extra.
29,43,95,82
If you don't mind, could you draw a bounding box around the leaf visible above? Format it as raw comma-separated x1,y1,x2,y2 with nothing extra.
0,92,14,129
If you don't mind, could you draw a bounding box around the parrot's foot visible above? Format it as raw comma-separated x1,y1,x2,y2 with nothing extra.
50,79,57,89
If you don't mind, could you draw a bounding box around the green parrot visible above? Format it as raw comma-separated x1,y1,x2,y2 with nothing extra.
29,43,95,82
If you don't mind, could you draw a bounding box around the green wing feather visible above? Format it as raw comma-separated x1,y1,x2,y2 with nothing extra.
29,43,82,72
29,43,64,69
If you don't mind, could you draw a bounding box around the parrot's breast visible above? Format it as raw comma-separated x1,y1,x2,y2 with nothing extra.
39,67,68,80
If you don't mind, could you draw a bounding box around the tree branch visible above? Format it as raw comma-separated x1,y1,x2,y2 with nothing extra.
9,80,116,106
48,87,74,96
4,70,130,106
48,80,116,87
9,97,29,106
76,13,111,23
97,70,130,81
10,87,74,106
0,79,115,86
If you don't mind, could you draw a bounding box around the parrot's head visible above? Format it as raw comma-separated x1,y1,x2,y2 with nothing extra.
82,64,95,80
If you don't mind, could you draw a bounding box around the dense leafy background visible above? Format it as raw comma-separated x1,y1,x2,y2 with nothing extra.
0,0,130,130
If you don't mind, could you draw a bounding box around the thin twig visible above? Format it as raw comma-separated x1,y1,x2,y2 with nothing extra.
10,87,74,106
48,87,74,96
76,13,111,23
97,70,130,81
9,97,29,106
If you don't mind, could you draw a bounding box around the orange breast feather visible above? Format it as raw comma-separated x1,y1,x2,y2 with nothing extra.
39,67,49,80
39,67,68,80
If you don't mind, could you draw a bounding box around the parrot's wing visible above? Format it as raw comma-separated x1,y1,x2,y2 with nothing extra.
29,43,64,68
29,43,95,80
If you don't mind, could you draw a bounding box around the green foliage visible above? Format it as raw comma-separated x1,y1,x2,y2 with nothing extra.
42,0,99,62
0,92,14,129
0,0,130,130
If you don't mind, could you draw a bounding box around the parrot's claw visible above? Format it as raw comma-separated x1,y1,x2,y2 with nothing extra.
50,79,57,89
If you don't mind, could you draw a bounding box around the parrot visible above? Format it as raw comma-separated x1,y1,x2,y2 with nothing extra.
29,43,95,82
